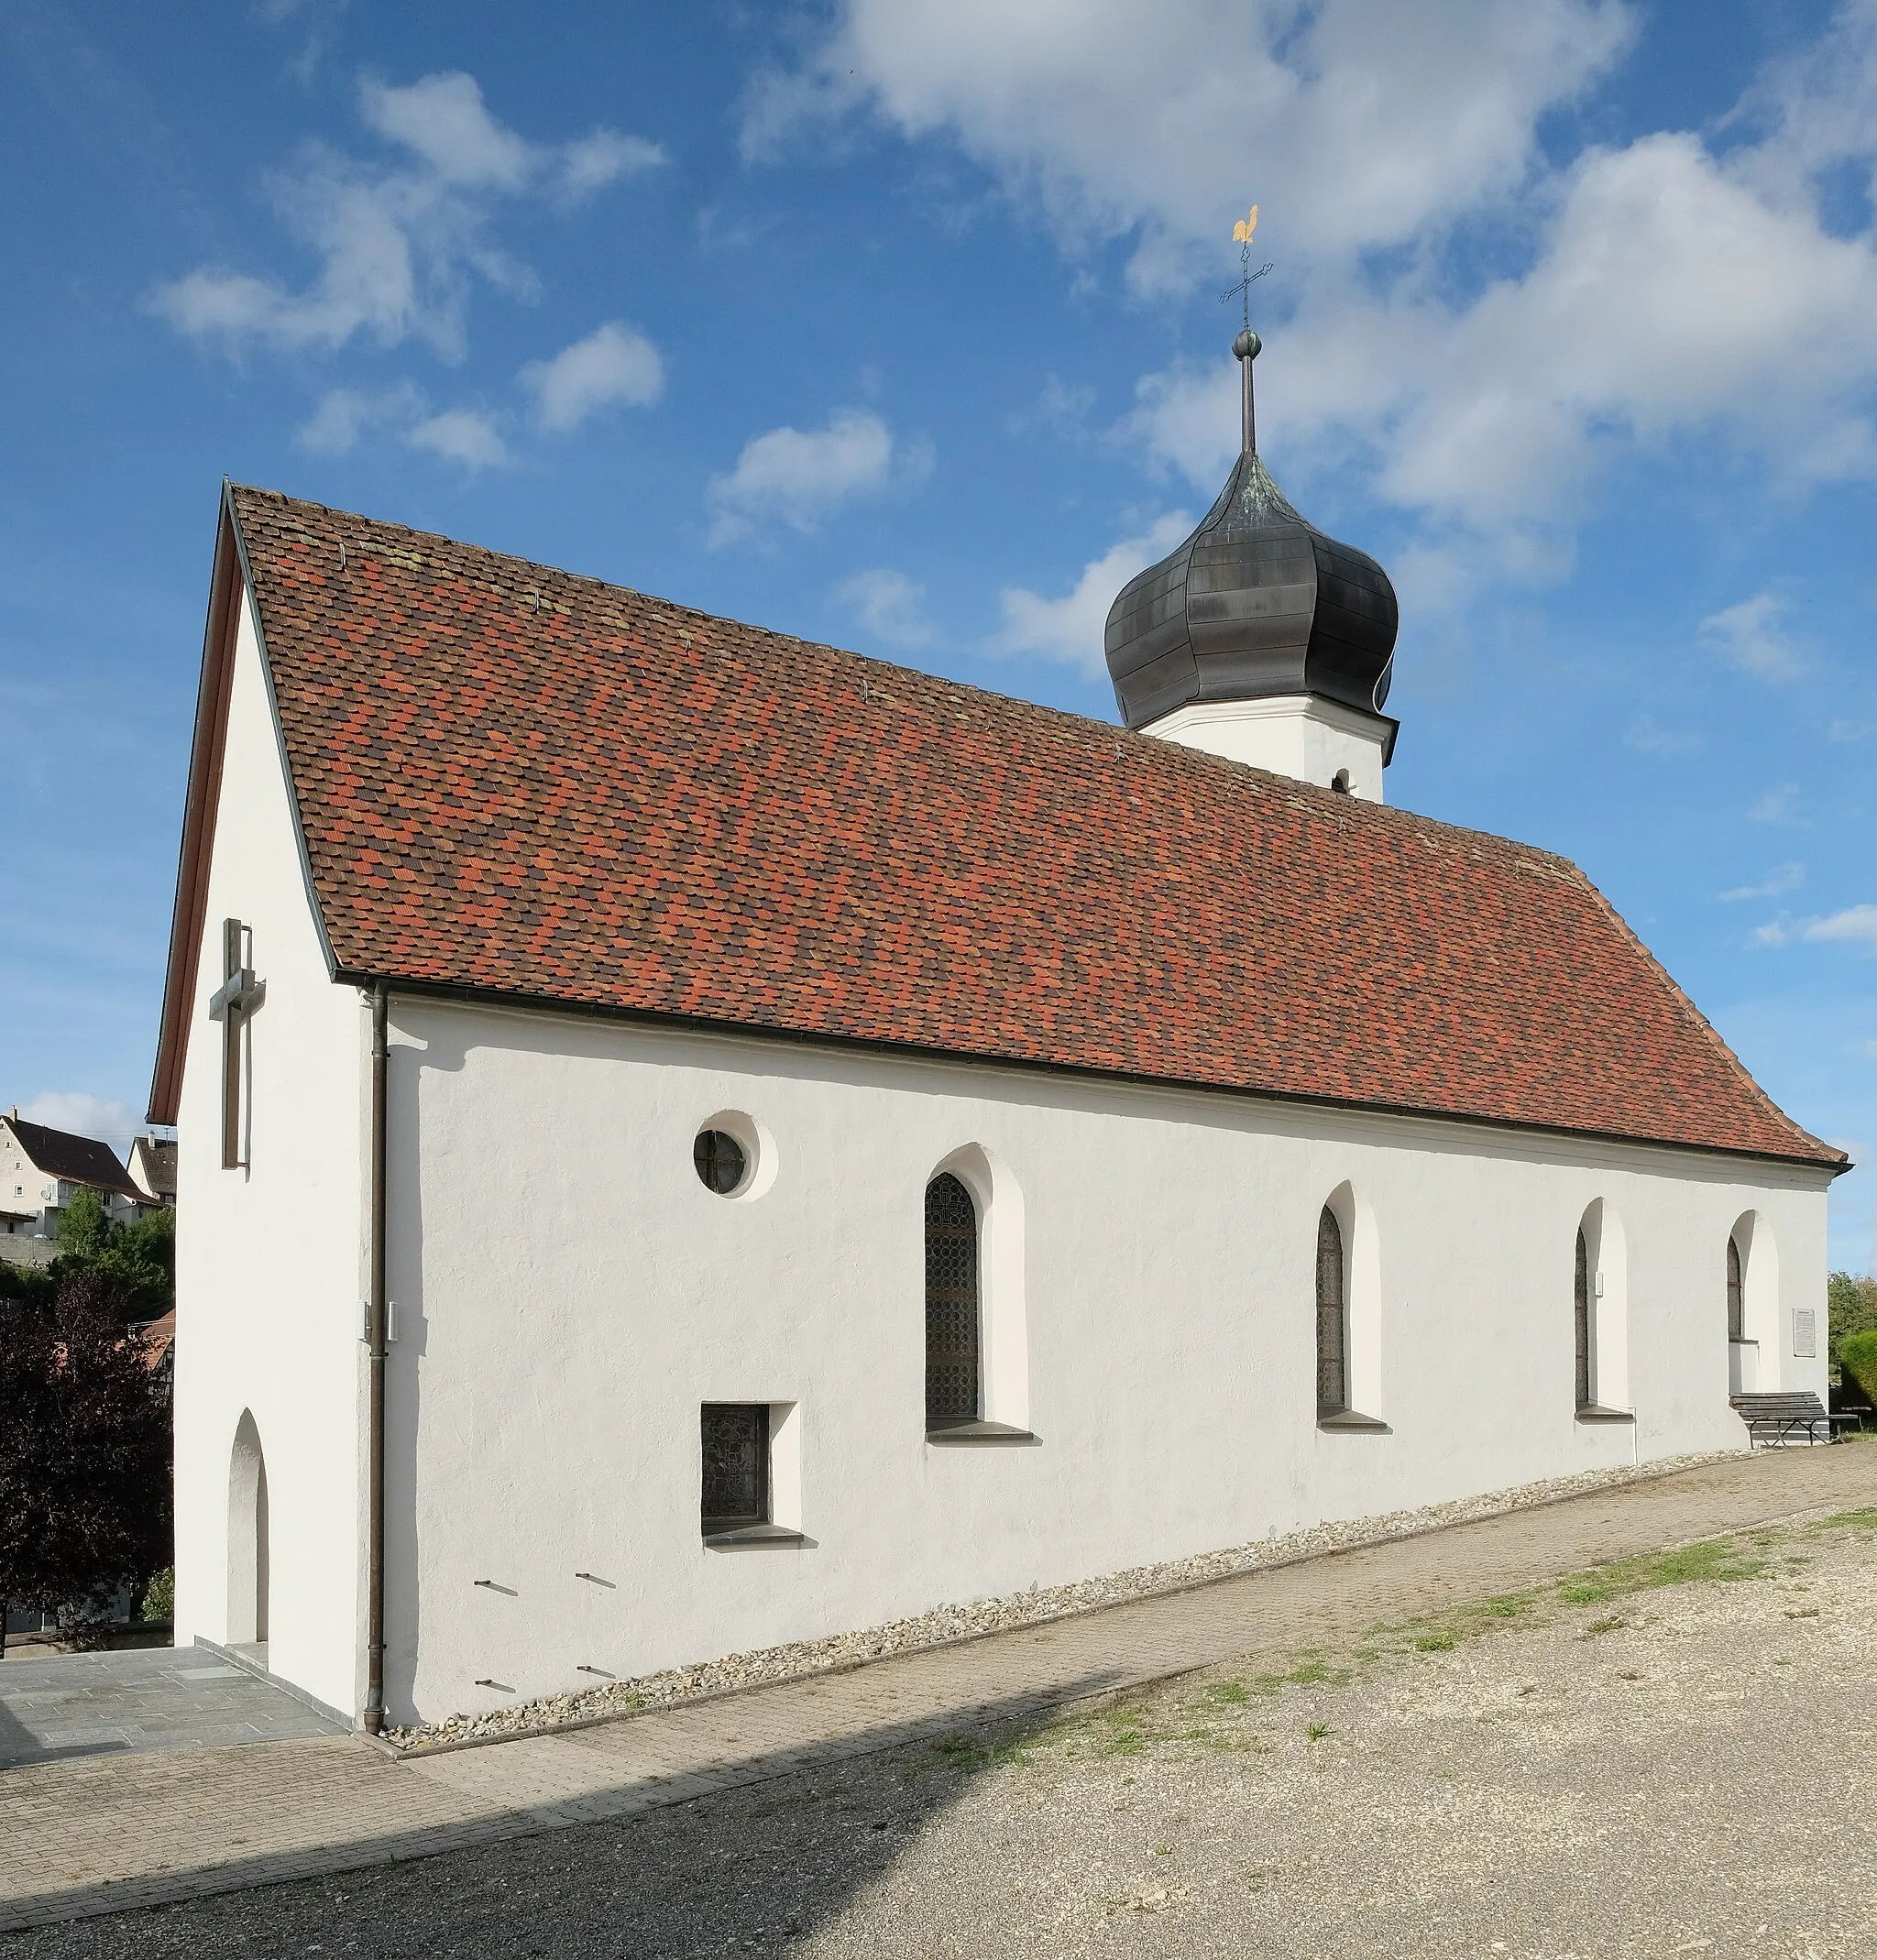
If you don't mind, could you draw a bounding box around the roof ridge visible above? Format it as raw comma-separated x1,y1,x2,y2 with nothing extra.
229,484,1577,872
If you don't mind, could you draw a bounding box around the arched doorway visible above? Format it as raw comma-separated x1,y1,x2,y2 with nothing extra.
226,1410,269,1649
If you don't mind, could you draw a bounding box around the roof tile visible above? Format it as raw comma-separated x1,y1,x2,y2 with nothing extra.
228,486,1839,1169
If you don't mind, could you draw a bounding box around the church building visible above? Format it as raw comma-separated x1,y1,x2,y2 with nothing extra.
149,334,1845,1732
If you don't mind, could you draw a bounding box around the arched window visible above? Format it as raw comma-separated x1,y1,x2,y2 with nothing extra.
1316,1206,1347,1416
1574,1228,1592,1409
1726,1235,1744,1343
926,1172,981,1428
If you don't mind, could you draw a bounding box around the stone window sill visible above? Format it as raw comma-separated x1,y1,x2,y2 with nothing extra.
1575,1404,1635,1424
1317,1409,1390,1433
702,1523,807,1548
926,1420,1037,1444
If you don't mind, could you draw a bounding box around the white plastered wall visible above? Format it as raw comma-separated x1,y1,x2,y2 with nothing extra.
379,997,1831,1725
170,578,367,1718
1143,695,1389,799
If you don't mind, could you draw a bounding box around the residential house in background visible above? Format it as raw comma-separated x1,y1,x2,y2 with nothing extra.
0,1111,148,1240
129,1135,179,1209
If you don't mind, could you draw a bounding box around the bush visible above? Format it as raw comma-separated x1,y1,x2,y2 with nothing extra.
1830,1272,1877,1373
1841,1330,1877,1411
137,1566,175,1623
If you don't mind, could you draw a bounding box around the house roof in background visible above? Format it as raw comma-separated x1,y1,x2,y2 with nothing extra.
3,1115,137,1199
131,1136,178,1201
148,484,1844,1171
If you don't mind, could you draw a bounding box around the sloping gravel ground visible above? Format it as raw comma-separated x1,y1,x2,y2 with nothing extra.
390,1450,1732,1749
9,1498,1874,1958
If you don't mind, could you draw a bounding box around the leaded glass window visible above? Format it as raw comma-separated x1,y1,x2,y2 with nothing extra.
1726,1236,1744,1342
925,1173,980,1427
694,1129,747,1196
1575,1228,1592,1408
701,1403,769,1534
1316,1207,1346,1417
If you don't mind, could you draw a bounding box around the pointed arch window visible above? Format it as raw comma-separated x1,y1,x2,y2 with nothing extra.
1575,1227,1592,1409
1726,1235,1745,1343
1316,1206,1347,1417
925,1173,981,1428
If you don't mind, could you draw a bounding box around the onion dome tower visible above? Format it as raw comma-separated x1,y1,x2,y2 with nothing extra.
1104,327,1400,798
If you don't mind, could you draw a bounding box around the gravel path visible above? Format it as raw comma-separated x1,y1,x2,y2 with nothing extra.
390,1449,1734,1749
11,1482,1872,1956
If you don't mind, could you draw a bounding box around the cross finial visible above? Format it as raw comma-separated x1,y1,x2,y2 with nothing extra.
1220,203,1271,332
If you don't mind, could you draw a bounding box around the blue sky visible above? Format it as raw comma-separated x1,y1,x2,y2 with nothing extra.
1,0,1872,1271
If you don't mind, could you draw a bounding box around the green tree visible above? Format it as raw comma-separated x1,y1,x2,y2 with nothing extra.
1828,1270,1877,1374
19,1188,176,1321
54,1187,111,1259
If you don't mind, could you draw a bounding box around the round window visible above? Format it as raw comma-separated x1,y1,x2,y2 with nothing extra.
693,1128,748,1196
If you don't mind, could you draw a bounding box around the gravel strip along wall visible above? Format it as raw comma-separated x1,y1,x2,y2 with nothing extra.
388,1448,1738,1750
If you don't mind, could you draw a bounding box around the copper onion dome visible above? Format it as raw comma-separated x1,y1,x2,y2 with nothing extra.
1103,330,1400,739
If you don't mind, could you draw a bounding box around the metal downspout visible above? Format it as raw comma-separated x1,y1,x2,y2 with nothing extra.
364,981,388,1734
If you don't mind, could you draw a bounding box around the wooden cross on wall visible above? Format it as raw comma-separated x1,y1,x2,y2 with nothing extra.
207,918,266,1170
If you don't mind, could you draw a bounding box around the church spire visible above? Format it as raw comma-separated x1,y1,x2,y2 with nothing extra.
1102,213,1401,799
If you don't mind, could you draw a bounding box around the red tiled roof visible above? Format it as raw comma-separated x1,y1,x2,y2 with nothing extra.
153,484,1840,1169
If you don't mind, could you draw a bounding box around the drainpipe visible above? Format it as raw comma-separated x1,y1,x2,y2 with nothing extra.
364,981,389,1734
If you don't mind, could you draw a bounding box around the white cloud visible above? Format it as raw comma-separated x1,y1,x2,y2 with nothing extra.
1805,903,1877,947
358,70,532,188
1700,592,1805,681
836,568,936,649
558,130,667,202
1750,783,1798,823
1750,921,1789,947
147,71,664,362
1007,373,1096,438
744,0,1636,295
1720,862,1805,903
521,322,664,433
294,380,425,454
1624,716,1705,759
13,1091,139,1151
406,407,508,470
994,511,1191,680
756,5,1877,590
707,409,928,543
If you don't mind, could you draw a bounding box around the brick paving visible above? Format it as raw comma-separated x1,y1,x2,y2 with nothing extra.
1,1441,1871,1935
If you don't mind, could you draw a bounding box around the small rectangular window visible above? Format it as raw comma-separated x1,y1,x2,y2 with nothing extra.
701,1403,770,1536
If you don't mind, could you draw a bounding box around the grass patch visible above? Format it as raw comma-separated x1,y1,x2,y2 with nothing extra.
1413,1630,1457,1652
1206,1680,1251,1706
1813,1507,1877,1533
1305,1723,1331,1742
933,1734,1032,1772
1285,1659,1342,1686
1556,1537,1766,1604
1584,1615,1628,1637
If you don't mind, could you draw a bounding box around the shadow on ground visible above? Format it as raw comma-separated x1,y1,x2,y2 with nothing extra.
0,1680,1096,1955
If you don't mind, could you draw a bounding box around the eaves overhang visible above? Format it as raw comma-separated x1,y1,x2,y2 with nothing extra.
334,965,1853,1181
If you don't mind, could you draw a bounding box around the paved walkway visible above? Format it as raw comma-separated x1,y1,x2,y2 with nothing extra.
1,1442,1872,1934
0,1649,342,1772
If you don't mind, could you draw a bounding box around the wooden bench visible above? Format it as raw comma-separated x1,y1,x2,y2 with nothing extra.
1729,1391,1861,1448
